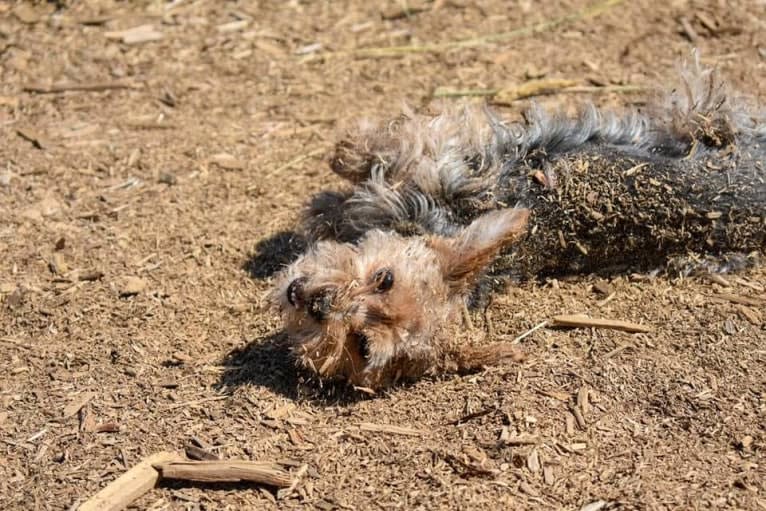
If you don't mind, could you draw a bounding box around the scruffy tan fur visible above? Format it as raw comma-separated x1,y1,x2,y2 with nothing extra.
269,209,528,388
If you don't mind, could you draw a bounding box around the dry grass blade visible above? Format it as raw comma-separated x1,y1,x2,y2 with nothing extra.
432,83,647,100
494,79,578,103
551,314,652,333
307,0,626,60
153,460,294,488
511,320,549,344
22,81,140,93
261,146,327,181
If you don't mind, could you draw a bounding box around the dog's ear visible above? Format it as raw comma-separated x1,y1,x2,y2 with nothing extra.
429,208,529,295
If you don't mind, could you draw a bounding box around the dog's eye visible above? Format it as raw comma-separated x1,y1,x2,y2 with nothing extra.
286,277,307,307
372,268,394,293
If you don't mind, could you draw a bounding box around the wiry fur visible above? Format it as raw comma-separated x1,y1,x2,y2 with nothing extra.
308,56,765,244
272,55,765,389
269,209,528,388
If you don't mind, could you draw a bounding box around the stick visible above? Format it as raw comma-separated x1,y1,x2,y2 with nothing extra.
358,422,424,437
153,460,294,488
709,293,765,307
551,314,652,333
511,320,549,344
432,84,647,99
78,451,181,511
22,81,140,94
306,0,624,60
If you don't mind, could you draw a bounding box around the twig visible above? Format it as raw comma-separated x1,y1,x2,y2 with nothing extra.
260,146,326,182
79,451,181,511
0,337,32,350
277,463,308,499
358,422,424,436
446,406,497,426
709,293,765,307
22,81,140,94
511,320,549,344
502,434,540,446
153,460,294,488
164,395,230,410
307,0,625,60
432,84,648,99
551,314,652,333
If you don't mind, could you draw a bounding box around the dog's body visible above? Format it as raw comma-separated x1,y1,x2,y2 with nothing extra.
270,59,766,389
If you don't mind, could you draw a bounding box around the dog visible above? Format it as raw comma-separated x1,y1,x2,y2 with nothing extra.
269,55,765,390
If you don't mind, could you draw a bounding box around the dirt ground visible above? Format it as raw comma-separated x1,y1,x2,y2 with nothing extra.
1,0,765,509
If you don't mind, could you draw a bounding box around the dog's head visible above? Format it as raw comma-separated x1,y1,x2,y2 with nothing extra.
270,208,529,388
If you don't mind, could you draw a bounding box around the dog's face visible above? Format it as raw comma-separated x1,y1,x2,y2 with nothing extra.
270,208,529,388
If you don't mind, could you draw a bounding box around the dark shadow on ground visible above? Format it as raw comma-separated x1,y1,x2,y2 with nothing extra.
217,331,372,405
243,231,307,280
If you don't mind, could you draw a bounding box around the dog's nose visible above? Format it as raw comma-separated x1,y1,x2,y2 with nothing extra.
307,290,333,321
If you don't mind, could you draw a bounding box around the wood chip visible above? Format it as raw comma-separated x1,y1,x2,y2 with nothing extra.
79,270,104,282
543,464,555,485
711,293,765,307
105,25,164,45
358,422,424,436
537,389,570,402
265,403,295,420
572,405,586,430
95,422,120,433
80,407,97,432
217,20,249,33
737,305,762,325
581,501,607,511
603,343,634,359
185,444,219,461
577,386,590,416
502,434,539,445
551,314,652,333
119,277,147,297
50,253,69,275
678,16,698,43
79,451,180,511
153,460,294,488
592,280,613,296
209,153,246,170
705,273,731,287
63,392,96,418
565,414,575,436
527,448,540,472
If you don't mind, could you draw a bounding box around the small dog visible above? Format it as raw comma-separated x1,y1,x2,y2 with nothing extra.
269,56,765,389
